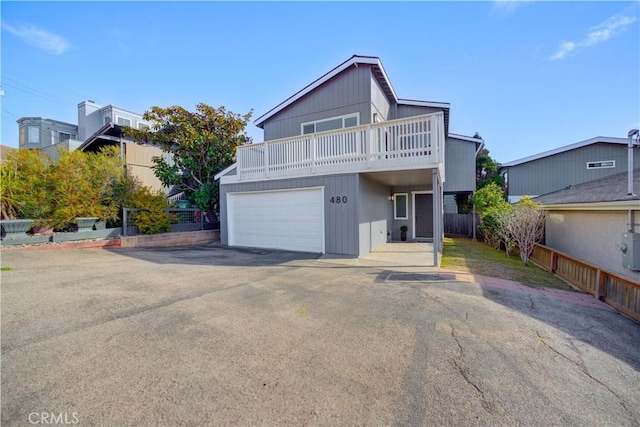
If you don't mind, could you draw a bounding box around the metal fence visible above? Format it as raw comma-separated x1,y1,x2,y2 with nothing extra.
122,208,208,237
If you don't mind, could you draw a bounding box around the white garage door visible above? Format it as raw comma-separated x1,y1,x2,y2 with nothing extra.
227,187,325,253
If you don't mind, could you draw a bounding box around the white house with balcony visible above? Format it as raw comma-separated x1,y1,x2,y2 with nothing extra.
216,55,481,262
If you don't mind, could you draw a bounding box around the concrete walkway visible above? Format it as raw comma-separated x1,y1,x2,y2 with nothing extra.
318,242,438,273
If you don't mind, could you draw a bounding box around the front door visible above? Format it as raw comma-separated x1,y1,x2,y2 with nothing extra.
414,193,433,239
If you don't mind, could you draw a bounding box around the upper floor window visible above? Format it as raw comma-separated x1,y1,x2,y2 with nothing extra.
138,123,149,130
59,132,71,143
301,113,359,135
116,117,132,127
586,160,615,169
28,126,40,144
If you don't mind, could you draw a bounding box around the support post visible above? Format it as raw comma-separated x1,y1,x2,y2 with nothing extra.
123,208,128,237
595,269,606,301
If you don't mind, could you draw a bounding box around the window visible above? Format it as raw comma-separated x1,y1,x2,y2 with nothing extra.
28,126,40,144
116,117,131,127
301,113,359,135
394,193,408,220
138,123,149,130
587,160,615,169
59,132,71,143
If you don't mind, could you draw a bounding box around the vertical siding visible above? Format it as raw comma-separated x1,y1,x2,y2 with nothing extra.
390,181,433,241
262,65,372,141
508,143,640,198
396,105,442,119
125,143,165,191
220,174,359,256
370,75,391,122
358,176,390,256
444,137,477,192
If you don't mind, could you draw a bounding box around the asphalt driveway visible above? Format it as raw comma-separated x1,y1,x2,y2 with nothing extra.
1,244,639,426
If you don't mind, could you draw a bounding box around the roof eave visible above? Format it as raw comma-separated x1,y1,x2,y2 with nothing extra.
254,56,394,128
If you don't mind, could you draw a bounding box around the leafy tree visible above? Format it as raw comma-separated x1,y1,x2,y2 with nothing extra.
476,147,503,189
126,182,175,235
125,103,252,215
471,182,511,249
48,146,125,228
1,149,52,222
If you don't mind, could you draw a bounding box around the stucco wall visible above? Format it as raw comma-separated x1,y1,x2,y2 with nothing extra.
545,210,640,282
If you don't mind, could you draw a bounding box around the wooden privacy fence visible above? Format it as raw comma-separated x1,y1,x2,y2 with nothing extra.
444,213,480,237
531,244,640,322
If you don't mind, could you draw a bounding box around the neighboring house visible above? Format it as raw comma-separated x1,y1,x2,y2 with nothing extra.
535,169,640,282
17,117,81,158
17,101,164,192
501,136,639,203
216,55,481,260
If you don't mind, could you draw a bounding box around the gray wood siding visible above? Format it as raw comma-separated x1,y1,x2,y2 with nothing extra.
358,176,390,256
396,105,441,119
370,75,391,122
220,174,359,255
262,65,373,141
390,185,433,241
444,137,477,193
507,143,640,198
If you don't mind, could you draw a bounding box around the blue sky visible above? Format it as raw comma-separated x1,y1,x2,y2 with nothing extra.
1,1,638,164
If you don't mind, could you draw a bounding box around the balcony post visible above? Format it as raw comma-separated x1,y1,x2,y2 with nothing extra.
264,142,270,178
312,135,317,174
366,124,372,167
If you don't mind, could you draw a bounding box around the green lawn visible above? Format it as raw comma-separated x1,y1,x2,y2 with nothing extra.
441,237,573,291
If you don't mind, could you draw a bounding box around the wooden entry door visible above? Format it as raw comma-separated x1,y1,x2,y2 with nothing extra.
414,194,433,239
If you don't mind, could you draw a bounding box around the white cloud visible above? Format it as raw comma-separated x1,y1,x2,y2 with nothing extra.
550,13,637,60
1,22,70,55
492,0,534,16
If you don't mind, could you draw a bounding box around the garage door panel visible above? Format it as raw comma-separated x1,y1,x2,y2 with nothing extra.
228,188,324,253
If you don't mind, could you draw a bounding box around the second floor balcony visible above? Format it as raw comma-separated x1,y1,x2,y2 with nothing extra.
233,112,445,183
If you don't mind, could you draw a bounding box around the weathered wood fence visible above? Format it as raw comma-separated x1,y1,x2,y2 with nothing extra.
531,244,640,322
444,213,481,237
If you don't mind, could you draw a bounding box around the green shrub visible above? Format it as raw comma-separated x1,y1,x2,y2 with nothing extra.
127,186,175,235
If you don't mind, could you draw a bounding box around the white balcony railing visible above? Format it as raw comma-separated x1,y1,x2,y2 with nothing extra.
236,112,445,182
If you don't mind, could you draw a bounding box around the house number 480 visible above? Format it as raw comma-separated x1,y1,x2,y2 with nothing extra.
330,196,348,204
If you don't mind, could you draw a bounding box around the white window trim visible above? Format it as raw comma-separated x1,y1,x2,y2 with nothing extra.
300,113,360,135
394,193,409,220
586,160,615,169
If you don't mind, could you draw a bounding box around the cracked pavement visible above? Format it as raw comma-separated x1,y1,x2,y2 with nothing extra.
2,244,639,426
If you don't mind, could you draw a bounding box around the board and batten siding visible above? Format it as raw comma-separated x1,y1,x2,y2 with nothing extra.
358,176,390,256
396,105,442,119
390,184,433,241
507,143,640,198
262,65,374,142
370,75,391,122
220,174,360,256
443,137,477,193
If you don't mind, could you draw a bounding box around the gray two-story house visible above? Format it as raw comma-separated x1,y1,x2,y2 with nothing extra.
216,55,481,261
502,136,639,203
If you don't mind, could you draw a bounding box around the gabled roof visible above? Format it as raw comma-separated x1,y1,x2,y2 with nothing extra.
78,123,124,152
448,133,483,144
254,55,449,128
502,136,628,167
534,169,640,207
